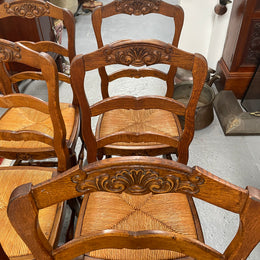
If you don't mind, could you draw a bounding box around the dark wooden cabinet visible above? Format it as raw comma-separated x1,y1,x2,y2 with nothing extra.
215,0,260,98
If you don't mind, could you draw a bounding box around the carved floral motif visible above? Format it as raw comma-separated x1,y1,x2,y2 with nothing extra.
104,45,171,66
71,168,204,195
4,1,50,18
0,42,21,62
115,0,161,15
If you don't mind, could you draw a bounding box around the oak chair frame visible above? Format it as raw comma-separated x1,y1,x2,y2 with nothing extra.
0,165,65,259
70,39,208,164
0,40,71,257
91,0,184,99
7,156,260,259
0,39,71,171
0,0,80,170
0,0,76,92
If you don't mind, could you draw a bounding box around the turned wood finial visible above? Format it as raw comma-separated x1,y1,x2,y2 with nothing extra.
214,0,232,15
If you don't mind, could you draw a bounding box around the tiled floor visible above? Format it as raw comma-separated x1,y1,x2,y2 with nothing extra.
17,4,260,259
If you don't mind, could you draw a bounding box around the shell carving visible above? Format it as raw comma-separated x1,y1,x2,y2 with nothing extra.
104,46,171,66
115,0,161,15
4,1,50,18
0,42,21,62
71,168,204,195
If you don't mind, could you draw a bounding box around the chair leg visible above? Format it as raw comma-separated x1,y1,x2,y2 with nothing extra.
66,206,76,241
13,83,20,93
78,142,85,168
163,154,173,160
14,158,58,168
66,197,82,241
70,152,78,167
14,158,22,166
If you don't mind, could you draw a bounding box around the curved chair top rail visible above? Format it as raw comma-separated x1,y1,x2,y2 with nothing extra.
92,0,184,47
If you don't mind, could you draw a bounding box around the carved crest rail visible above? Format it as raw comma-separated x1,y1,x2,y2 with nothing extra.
71,167,205,195
4,1,50,18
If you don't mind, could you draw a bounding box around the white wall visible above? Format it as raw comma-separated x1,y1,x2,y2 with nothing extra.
178,0,233,69
207,3,233,69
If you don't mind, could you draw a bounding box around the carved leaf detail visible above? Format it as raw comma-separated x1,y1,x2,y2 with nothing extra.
104,46,171,66
4,2,50,18
71,168,204,195
0,42,21,62
115,0,161,15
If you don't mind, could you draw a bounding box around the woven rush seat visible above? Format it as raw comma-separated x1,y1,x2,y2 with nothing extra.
0,167,60,259
0,103,76,150
77,192,200,260
96,109,182,149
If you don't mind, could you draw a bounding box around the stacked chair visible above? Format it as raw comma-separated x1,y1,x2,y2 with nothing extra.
0,0,80,171
0,38,73,171
0,39,68,259
0,1,80,257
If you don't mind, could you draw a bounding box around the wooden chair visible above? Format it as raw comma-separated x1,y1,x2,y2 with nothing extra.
0,40,78,259
70,39,208,164
0,0,77,90
7,156,260,259
91,0,184,99
0,165,64,259
0,39,76,172
0,0,80,170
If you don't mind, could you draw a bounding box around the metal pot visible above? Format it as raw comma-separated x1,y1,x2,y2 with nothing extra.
174,68,220,130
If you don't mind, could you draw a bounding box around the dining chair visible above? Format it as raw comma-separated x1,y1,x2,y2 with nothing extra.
0,0,76,90
0,39,76,172
0,165,64,259
7,156,260,259
70,39,208,164
91,0,184,99
0,39,80,259
0,0,80,170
